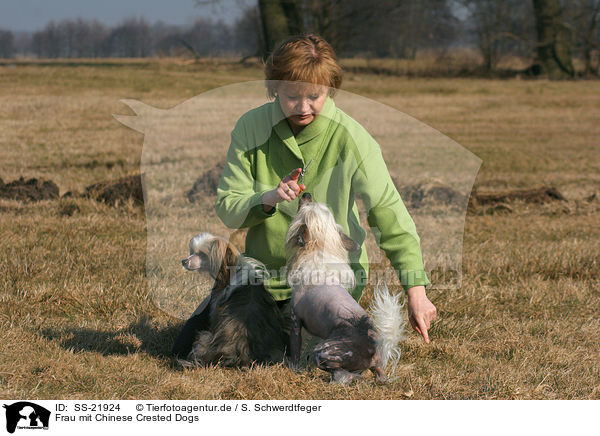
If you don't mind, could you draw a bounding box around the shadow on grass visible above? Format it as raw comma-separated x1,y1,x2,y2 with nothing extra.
41,315,182,362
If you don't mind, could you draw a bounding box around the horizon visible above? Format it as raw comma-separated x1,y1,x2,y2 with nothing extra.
0,0,247,33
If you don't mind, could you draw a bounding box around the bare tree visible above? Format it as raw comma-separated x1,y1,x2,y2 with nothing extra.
153,21,186,57
304,0,377,54
564,0,600,75
386,0,457,59
182,18,233,57
196,0,302,57
233,5,265,59
532,0,575,78
0,29,15,58
32,21,60,58
104,18,153,57
193,0,459,60
13,32,32,57
31,19,108,58
75,19,109,58
65,19,108,57
257,0,304,55
459,0,535,71
303,0,457,58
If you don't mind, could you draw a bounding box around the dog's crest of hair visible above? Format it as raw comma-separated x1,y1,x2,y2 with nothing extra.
285,201,355,290
189,233,270,290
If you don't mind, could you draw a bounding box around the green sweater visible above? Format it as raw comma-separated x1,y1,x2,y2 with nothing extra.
215,95,430,301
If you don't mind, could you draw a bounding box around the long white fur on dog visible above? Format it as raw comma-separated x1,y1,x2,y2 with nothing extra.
370,282,406,372
286,194,407,380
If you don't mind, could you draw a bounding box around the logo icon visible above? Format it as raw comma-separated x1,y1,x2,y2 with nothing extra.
3,402,50,434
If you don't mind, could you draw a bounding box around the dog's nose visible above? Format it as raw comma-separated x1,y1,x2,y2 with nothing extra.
181,259,188,267
297,192,313,211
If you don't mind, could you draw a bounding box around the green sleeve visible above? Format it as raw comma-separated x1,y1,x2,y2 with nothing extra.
215,120,277,229
352,140,430,291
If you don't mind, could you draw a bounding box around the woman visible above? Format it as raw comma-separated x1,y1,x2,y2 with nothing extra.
215,34,437,343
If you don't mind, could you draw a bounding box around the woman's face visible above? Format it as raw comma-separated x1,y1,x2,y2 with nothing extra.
277,82,328,134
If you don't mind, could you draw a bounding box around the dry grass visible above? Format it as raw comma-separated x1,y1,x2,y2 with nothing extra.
0,58,599,400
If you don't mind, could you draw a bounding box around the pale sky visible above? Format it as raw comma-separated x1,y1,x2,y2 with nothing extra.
0,0,249,32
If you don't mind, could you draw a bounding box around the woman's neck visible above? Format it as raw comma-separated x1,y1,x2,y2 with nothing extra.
287,119,305,136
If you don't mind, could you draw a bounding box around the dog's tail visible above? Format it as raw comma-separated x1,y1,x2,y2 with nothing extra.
369,282,407,374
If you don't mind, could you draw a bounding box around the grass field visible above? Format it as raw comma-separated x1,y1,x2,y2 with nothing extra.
0,58,598,400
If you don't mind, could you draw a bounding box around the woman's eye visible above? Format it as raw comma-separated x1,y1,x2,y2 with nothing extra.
309,95,319,100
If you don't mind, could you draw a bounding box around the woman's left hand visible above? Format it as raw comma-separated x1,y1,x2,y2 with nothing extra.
262,168,306,211
407,285,437,343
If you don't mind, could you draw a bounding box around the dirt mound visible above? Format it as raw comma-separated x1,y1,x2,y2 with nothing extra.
81,174,144,207
395,180,467,209
58,201,80,217
187,161,225,201
0,176,60,202
472,202,514,215
584,191,598,202
470,185,566,206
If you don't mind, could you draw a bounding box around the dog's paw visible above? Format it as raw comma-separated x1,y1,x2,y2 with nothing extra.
287,361,303,373
331,369,362,385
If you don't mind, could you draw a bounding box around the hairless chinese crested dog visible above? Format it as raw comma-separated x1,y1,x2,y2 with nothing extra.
285,192,406,384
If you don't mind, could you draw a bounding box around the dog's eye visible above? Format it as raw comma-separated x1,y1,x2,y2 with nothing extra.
187,252,209,265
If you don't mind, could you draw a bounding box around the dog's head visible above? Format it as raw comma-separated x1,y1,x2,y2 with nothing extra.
182,233,240,290
285,192,360,256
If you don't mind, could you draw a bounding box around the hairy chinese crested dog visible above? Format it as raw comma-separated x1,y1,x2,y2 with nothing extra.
172,233,288,367
285,192,406,384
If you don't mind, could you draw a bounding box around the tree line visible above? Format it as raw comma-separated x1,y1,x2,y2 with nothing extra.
0,0,598,77
1,17,237,59
250,0,599,78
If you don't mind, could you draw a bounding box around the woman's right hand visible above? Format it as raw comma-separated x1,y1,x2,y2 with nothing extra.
262,168,306,211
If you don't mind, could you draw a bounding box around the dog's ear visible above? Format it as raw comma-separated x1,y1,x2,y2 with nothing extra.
209,238,240,288
294,224,308,247
337,226,361,252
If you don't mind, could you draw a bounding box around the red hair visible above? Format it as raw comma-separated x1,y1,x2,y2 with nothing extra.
264,34,343,99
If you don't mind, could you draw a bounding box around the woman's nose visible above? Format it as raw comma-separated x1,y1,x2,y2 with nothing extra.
296,99,310,113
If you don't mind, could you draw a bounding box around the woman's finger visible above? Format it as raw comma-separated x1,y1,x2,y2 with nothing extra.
409,314,421,335
279,191,293,202
277,185,293,202
280,181,302,200
277,176,305,201
414,315,430,343
420,323,430,343
288,168,302,182
286,181,302,195
280,181,293,193
282,168,302,183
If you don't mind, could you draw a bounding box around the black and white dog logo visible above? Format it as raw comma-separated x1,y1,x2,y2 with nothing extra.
3,402,50,433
